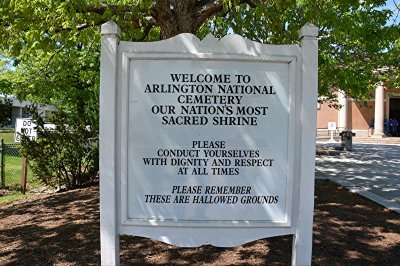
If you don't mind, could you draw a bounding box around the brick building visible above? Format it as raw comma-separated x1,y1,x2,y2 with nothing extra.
317,84,400,137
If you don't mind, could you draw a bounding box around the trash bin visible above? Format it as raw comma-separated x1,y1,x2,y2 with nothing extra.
339,130,355,151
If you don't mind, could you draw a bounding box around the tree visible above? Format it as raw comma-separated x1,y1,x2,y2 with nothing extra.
207,0,400,100
0,1,398,187
21,108,99,189
0,0,398,103
0,97,12,127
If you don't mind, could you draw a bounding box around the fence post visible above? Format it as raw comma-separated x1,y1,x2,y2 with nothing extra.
21,157,28,194
1,138,4,188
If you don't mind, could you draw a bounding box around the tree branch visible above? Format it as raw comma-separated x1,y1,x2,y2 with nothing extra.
78,3,157,28
193,0,255,32
80,3,132,15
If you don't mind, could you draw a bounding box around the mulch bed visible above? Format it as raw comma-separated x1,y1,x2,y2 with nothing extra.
0,180,399,265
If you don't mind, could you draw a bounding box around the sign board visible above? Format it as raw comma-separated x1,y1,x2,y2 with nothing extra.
327,122,337,143
100,21,318,265
125,58,293,226
14,119,56,143
14,118,37,143
328,122,337,131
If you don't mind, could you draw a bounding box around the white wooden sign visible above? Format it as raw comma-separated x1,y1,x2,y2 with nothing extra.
328,122,337,142
14,118,37,143
126,57,293,226
328,122,337,131
100,21,318,266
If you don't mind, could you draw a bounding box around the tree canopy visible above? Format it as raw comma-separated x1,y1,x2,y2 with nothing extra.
0,0,399,112
0,97,12,127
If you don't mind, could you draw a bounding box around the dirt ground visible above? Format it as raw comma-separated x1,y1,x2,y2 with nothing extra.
0,180,399,266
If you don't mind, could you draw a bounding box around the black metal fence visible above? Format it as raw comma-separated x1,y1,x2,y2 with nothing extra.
0,139,25,189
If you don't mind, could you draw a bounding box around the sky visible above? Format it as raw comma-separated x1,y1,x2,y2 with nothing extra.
386,0,399,10
385,0,400,24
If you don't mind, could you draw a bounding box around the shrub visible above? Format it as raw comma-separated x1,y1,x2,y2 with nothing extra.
20,109,98,189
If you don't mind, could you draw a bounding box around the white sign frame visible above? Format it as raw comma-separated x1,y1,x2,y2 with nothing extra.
100,21,318,265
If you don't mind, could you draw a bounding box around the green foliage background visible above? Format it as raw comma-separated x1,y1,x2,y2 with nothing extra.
0,0,400,105
0,97,12,127
20,109,99,189
0,0,398,187
0,0,398,106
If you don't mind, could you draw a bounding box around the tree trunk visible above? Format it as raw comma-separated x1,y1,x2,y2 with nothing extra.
151,0,224,39
84,0,252,40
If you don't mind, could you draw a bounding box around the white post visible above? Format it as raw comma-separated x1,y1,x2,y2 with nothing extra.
372,82,385,138
100,21,121,266
292,23,318,266
385,94,390,125
338,91,347,131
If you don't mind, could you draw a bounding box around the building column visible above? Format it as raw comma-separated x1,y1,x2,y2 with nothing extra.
385,94,390,120
372,82,385,138
338,91,347,131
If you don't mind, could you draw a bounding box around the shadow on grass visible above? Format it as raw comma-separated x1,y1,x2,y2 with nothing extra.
0,180,399,265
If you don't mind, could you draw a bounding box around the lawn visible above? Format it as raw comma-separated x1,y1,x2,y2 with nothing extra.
1,130,38,198
0,155,39,204
0,191,33,205
0,131,15,144
3,155,34,185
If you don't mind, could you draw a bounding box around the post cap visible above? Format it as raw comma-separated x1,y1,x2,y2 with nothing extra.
101,21,121,37
299,23,319,39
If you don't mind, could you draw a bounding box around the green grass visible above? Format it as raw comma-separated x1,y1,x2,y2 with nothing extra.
0,132,15,144
0,130,42,204
0,191,34,205
3,155,35,186
0,166,41,205
0,131,35,187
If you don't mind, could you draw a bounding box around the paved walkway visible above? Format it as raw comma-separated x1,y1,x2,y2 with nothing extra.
315,142,400,213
